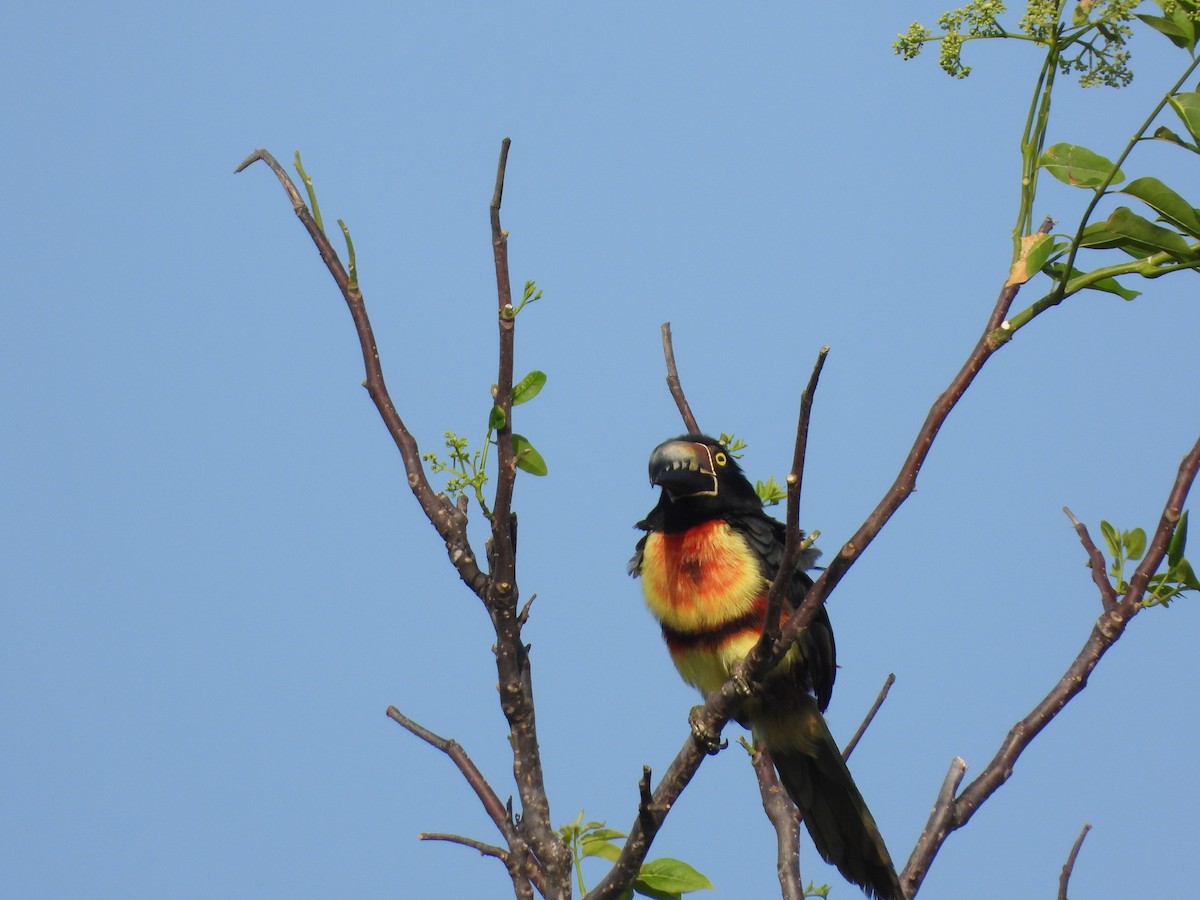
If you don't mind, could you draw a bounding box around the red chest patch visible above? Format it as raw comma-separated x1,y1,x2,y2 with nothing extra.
639,520,767,634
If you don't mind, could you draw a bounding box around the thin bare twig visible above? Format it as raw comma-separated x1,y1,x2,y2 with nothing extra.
1063,507,1118,610
386,707,545,897
420,832,511,860
660,322,701,434
749,743,805,900
843,673,896,761
420,832,532,899
1057,823,1092,900
758,346,830,649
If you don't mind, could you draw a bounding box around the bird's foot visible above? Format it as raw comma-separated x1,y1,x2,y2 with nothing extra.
688,705,726,755
730,672,757,698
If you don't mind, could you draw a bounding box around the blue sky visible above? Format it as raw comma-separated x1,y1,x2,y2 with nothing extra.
3,2,1198,898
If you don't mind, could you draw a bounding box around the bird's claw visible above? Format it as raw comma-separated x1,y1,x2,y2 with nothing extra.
731,673,755,698
688,705,726,755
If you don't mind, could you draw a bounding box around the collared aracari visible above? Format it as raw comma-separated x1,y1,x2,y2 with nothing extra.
629,434,903,900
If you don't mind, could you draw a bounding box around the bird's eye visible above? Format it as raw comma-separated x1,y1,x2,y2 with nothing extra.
714,451,727,466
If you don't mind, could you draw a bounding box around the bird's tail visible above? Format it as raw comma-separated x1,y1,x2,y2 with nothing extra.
756,697,904,900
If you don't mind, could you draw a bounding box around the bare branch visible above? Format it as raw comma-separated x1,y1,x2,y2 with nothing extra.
902,757,967,896
749,742,805,900
903,432,1200,891
386,706,545,897
1063,507,1118,610
1057,823,1092,900
843,673,896,761
660,322,701,433
477,139,571,890
420,832,511,860
758,347,830,649
236,149,486,599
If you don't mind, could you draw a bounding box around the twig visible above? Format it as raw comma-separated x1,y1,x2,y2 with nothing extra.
386,706,545,897
843,673,896,761
420,832,511,861
420,832,532,899
758,347,830,649
1063,507,1118,610
235,149,486,599
1057,823,1092,900
749,743,805,900
660,323,700,433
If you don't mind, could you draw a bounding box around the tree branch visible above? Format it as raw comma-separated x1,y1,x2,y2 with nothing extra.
749,743,805,900
386,706,545,897
757,347,829,649
480,139,571,891
1057,823,1091,900
901,433,1200,894
241,145,569,897
660,322,700,434
1063,507,1118,610
843,673,896,762
235,149,486,599
902,756,967,896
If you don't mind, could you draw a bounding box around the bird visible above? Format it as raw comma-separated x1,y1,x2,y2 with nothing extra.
629,433,904,900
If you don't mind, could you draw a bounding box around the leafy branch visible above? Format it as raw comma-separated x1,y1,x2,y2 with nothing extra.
1098,511,1200,606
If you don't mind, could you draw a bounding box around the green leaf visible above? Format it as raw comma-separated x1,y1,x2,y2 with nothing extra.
1138,12,1197,51
512,370,547,406
489,405,506,431
1100,520,1120,558
633,858,714,897
1103,207,1198,262
581,837,622,862
1123,528,1147,561
1168,510,1189,568
1169,91,1200,145
1039,143,1124,188
511,433,548,476
1120,177,1200,238
1152,125,1192,149
1182,557,1200,591
584,828,627,842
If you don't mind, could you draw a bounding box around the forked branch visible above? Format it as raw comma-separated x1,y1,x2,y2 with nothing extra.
901,433,1200,895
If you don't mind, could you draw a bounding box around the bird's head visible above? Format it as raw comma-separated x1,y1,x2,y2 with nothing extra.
642,434,763,528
